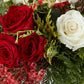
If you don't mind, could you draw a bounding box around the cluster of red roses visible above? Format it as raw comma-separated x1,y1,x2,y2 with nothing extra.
0,5,46,68
0,32,46,68
0,4,46,83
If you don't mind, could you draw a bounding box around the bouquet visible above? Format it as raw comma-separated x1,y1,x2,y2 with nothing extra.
0,0,84,84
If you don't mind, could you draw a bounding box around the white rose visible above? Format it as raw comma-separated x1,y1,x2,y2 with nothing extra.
3,0,9,2
12,0,28,4
56,10,84,51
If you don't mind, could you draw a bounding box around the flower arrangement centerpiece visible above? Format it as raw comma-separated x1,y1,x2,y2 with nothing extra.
0,0,84,84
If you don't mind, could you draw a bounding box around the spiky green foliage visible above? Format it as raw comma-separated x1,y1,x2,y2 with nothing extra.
35,9,57,41
34,10,60,64
44,40,58,64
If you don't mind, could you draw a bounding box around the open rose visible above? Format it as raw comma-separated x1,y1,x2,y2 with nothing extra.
1,5,34,33
56,10,84,51
18,33,47,62
0,33,19,68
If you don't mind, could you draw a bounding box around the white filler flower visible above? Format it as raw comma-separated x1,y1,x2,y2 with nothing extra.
12,0,28,4
3,0,9,2
55,0,78,3
55,0,67,3
44,0,56,8
69,0,78,4
69,0,78,8
56,10,84,51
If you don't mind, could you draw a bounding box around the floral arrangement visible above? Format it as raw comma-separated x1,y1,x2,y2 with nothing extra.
0,0,84,84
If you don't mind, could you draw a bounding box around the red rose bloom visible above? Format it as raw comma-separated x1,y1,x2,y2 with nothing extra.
0,33,19,68
1,5,34,33
18,33,47,62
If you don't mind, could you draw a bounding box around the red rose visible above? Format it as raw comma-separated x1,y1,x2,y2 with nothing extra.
1,5,34,33
18,33,46,62
0,33,19,68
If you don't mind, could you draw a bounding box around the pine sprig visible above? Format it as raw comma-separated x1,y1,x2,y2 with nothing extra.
44,40,58,64
35,9,57,40
45,9,56,38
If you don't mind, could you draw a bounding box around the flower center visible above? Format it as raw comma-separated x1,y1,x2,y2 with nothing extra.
64,21,78,35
